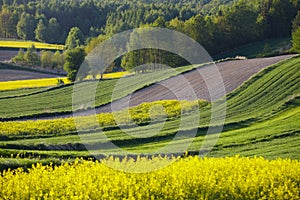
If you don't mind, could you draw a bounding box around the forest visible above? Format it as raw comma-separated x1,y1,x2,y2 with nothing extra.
0,0,299,79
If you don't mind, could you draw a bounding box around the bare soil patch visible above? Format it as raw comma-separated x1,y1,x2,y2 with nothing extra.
0,69,61,82
95,55,295,113
0,50,18,62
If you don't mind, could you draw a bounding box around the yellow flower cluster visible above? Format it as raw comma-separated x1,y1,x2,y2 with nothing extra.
0,78,70,91
0,72,128,91
0,100,207,136
0,156,299,199
86,71,130,79
0,40,64,50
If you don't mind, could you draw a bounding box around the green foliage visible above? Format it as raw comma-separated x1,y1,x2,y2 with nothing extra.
120,28,188,71
65,27,85,50
12,48,25,63
0,0,297,55
0,57,299,169
260,43,271,57
16,12,35,40
0,100,206,136
35,19,48,43
292,11,300,53
292,27,300,53
292,11,300,31
214,37,291,59
0,8,18,38
48,18,60,43
85,35,107,54
0,63,199,119
64,47,86,81
51,51,65,70
40,50,53,68
264,0,299,37
12,48,65,70
23,45,40,66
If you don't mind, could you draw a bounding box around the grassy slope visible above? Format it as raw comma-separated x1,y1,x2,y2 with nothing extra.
0,64,199,120
0,87,48,98
0,56,299,169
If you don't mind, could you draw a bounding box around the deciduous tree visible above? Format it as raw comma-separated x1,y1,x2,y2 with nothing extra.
64,47,86,81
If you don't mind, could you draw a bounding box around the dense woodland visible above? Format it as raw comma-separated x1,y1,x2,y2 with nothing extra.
0,0,299,80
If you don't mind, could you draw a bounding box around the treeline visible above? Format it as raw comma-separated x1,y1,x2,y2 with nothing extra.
86,0,299,56
12,45,65,71
0,0,228,43
120,0,299,71
1,0,299,81
1,0,297,53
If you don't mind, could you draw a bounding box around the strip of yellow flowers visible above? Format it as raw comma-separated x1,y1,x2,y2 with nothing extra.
0,72,129,91
0,40,64,50
0,100,208,136
0,77,70,90
0,156,299,199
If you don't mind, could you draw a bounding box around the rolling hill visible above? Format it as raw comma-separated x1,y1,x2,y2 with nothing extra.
0,55,299,170
0,55,293,120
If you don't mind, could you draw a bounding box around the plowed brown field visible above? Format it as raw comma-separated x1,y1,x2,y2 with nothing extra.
95,55,294,113
0,69,61,82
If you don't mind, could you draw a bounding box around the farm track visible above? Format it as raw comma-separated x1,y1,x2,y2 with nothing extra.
94,54,295,114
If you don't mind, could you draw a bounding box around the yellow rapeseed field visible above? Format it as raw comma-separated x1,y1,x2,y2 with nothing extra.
0,40,64,50
0,72,129,91
0,77,70,91
102,71,130,79
0,156,299,199
0,100,207,135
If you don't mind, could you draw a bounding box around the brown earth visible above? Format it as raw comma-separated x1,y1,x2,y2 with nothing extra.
0,50,18,62
16,54,294,120
0,69,61,82
94,54,295,114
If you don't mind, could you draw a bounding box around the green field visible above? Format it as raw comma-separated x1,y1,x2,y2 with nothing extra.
0,40,64,50
0,56,299,170
0,87,48,99
0,64,201,120
0,0,298,198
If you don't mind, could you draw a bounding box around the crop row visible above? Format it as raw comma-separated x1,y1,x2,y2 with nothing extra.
0,72,131,91
0,100,207,136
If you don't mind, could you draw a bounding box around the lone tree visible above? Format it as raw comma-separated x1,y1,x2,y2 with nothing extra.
64,47,86,81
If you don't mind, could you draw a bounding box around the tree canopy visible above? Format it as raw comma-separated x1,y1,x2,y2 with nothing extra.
64,47,86,81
